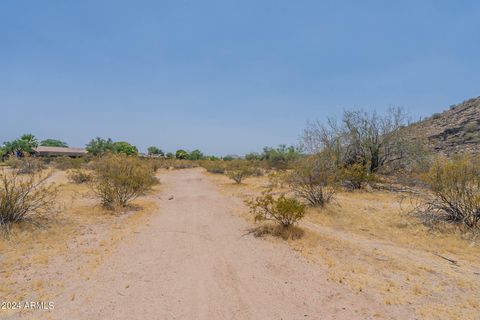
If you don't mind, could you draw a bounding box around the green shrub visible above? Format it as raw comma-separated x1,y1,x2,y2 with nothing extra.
0,170,58,230
287,154,337,207
226,161,253,184
175,150,189,160
340,163,374,190
90,154,157,209
419,155,480,228
112,141,138,155
246,190,306,228
464,122,478,133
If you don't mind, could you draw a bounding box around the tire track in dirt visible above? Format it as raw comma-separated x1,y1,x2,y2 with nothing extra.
44,168,411,319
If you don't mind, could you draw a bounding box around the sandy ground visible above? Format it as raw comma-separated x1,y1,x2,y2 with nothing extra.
5,168,413,320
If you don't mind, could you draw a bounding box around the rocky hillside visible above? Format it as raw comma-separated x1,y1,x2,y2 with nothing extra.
409,96,480,156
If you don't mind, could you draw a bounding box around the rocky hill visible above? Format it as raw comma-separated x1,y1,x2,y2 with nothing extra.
409,96,480,156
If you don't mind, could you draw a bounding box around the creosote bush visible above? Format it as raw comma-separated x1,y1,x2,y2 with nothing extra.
287,154,337,207
226,161,253,184
68,169,92,184
200,160,226,174
340,163,374,190
90,154,157,209
246,190,306,228
419,155,480,228
7,157,46,174
0,170,58,231
53,157,87,171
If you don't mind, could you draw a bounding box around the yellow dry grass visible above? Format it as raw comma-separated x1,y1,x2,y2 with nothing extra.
207,171,480,320
0,168,159,315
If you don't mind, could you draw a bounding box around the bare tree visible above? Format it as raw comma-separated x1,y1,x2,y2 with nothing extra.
301,107,414,173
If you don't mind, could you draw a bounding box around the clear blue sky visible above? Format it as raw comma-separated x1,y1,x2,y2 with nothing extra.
1,1,479,155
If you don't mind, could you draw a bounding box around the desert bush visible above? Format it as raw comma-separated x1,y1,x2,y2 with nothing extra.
246,190,306,228
53,157,87,170
0,170,58,231
287,154,337,207
267,171,288,188
7,157,46,174
90,154,157,209
464,121,478,133
226,161,253,184
419,155,480,228
340,163,374,190
201,161,226,174
68,169,92,184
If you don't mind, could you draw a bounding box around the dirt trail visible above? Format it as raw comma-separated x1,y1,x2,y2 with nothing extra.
47,168,410,319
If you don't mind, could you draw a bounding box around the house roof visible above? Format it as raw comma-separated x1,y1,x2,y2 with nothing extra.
34,146,87,156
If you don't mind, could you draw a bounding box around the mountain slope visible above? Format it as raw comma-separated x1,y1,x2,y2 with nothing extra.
410,96,480,155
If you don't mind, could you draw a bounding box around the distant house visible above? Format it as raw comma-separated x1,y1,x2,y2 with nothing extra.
33,146,87,157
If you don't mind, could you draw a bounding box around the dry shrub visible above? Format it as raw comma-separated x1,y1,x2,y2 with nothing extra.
287,154,337,207
226,161,253,184
90,154,157,209
250,223,304,240
0,170,58,231
53,157,87,170
7,157,45,174
67,169,92,184
246,190,306,228
267,170,288,188
340,163,375,190
418,155,480,228
200,161,226,174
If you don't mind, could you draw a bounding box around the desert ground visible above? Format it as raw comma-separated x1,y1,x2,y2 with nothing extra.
1,168,479,320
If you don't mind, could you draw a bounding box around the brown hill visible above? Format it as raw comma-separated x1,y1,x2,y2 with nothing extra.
409,96,480,156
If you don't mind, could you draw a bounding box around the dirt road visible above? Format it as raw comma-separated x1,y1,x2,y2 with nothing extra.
48,168,408,319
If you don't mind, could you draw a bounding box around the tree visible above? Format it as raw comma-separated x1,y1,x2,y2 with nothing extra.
147,146,164,156
188,149,204,160
165,152,175,159
40,139,68,147
261,145,302,169
2,134,39,157
302,107,414,173
175,149,189,160
86,137,114,156
245,152,261,161
112,142,138,156
19,134,38,151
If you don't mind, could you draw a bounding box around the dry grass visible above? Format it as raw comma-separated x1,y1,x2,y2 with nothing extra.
0,169,159,318
207,171,480,320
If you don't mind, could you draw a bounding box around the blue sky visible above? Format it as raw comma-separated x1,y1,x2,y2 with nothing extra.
1,1,479,155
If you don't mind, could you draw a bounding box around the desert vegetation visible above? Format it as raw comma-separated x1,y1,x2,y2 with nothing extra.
416,154,480,228
1,102,480,319
246,190,305,228
0,170,58,232
90,154,157,209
